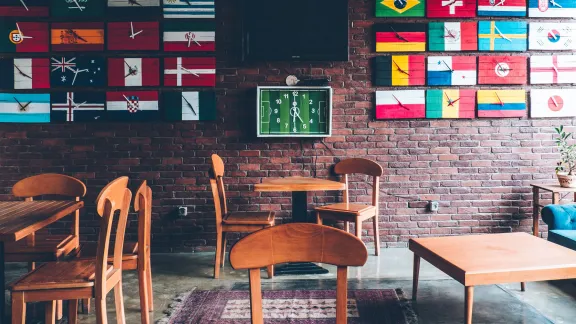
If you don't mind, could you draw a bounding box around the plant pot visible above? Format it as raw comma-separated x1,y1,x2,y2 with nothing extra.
557,173,576,188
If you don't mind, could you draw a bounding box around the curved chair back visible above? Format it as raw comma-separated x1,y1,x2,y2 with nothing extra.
210,154,227,225
13,174,87,199
230,224,368,324
334,158,383,207
134,180,152,272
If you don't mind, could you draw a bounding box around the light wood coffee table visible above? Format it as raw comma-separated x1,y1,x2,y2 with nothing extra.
410,233,576,324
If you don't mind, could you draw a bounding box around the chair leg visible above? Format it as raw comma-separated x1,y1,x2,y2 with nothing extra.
266,265,274,278
45,300,56,324
138,267,151,324
57,300,63,320
316,212,322,225
115,282,126,324
220,233,227,268
11,292,26,324
214,231,223,279
355,220,362,240
372,215,380,256
95,297,107,324
146,257,154,311
344,221,349,233
27,262,35,272
82,298,91,314
68,300,78,324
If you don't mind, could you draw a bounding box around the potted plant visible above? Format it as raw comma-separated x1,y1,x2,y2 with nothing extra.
555,125,576,188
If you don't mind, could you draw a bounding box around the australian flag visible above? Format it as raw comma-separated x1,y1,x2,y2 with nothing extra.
50,56,105,88
51,91,106,122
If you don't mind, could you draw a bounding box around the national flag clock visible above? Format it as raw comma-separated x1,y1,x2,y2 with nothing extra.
107,0,160,16
0,0,49,17
51,0,105,17
376,0,425,17
427,0,476,17
108,58,160,87
530,55,576,84
529,0,576,17
478,56,527,85
51,91,106,122
374,56,425,87
529,23,576,51
428,22,477,52
51,22,105,52
163,21,215,52
106,91,160,122
0,21,49,53
375,24,426,53
107,22,160,51
163,0,215,18
478,0,526,16
50,56,106,88
0,58,50,89
426,89,475,119
0,93,50,123
479,21,527,52
164,57,215,87
531,89,576,118
427,56,477,86
477,89,526,118
163,91,216,121
376,90,425,120
257,87,332,137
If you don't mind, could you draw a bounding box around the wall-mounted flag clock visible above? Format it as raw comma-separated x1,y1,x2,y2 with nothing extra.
0,58,49,89
163,91,216,121
428,22,477,51
478,0,526,16
477,89,526,118
106,91,159,121
51,0,105,17
530,55,576,84
374,56,425,86
163,0,214,18
478,56,527,85
50,56,105,87
0,93,50,123
479,21,527,51
529,23,576,51
427,0,476,17
376,90,425,120
164,57,215,87
531,89,576,118
107,21,159,51
0,21,48,53
108,58,159,87
107,0,160,16
1,0,49,17
257,87,332,137
529,0,576,17
426,89,475,119
51,22,104,52
163,21,215,52
427,56,477,86
51,91,105,122
375,24,426,53
376,0,425,17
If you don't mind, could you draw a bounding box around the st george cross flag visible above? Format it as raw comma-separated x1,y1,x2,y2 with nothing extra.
374,56,425,86
479,21,527,51
0,0,49,17
0,58,50,89
376,90,426,120
426,89,476,119
478,56,527,85
50,57,106,87
108,58,160,87
0,21,49,52
107,0,160,16
529,23,576,50
163,21,215,52
164,57,216,87
531,89,576,118
530,55,576,84
478,0,527,16
428,22,477,51
107,21,159,51
477,89,526,118
106,91,159,122
0,93,50,123
427,0,477,17
51,23,105,52
376,0,425,17
163,0,215,18
529,0,576,17
163,91,216,121
51,92,105,122
427,56,477,86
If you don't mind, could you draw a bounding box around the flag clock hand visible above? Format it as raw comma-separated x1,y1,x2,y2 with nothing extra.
182,96,197,115
394,0,407,8
390,27,408,42
392,94,409,110
184,0,192,5
71,68,89,85
16,23,32,39
67,29,88,43
552,64,559,74
494,92,505,106
124,61,138,77
128,0,143,6
13,97,31,112
393,61,410,75
123,95,139,111
493,0,505,6
494,26,511,42
181,66,199,77
444,27,456,38
550,0,563,7
445,93,460,106
130,22,143,39
496,63,512,73
550,96,560,107
19,0,29,11
71,0,84,11
442,60,453,72
14,64,32,79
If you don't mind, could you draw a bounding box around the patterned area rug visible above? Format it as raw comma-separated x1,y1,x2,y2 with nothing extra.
158,288,417,324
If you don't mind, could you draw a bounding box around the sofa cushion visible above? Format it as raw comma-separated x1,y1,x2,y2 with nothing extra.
549,230,576,251
542,204,576,230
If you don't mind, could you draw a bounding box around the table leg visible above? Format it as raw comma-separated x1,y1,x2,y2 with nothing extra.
0,241,5,322
412,254,420,301
465,286,474,324
532,187,539,237
292,191,309,223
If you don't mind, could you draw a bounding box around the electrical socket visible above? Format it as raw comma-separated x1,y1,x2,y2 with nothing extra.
428,201,439,212
178,206,188,217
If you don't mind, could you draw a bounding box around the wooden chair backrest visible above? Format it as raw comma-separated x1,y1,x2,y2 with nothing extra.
230,224,368,324
133,180,152,271
210,154,227,225
12,173,87,199
334,158,383,207
94,177,131,297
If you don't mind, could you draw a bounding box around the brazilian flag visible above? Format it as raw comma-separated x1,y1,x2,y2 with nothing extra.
376,0,425,17
163,91,216,121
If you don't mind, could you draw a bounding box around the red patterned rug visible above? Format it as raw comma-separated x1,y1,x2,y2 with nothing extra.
158,288,417,324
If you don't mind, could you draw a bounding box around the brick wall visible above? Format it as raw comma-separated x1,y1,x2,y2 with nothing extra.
0,0,570,251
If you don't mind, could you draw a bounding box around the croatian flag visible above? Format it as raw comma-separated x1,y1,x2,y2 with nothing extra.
106,91,160,122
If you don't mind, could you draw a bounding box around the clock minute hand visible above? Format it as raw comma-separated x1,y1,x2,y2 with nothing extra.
13,97,24,110
14,64,32,79
550,0,563,7
19,0,29,11
443,60,453,72
182,96,197,115
128,0,143,6
390,27,408,42
495,92,505,106
181,66,199,77
123,95,138,111
393,61,409,75
71,0,84,11
494,26,511,42
392,94,409,110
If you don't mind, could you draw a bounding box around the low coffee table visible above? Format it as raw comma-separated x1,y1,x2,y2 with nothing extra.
410,233,576,324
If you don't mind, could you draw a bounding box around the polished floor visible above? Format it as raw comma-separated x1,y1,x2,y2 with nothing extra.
5,248,576,323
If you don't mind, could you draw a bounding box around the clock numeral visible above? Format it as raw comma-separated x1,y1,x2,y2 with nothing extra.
274,108,278,114
276,118,280,123
309,119,314,124
309,100,313,105
302,124,307,129
302,94,306,99
311,108,316,113
292,91,298,96
285,123,289,128
276,99,282,104
283,94,288,99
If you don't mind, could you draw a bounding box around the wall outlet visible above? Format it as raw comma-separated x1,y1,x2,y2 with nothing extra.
428,201,439,212
178,206,188,217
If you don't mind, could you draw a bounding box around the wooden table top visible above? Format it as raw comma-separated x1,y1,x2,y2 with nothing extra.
0,201,84,242
254,176,346,192
531,182,576,192
409,233,576,286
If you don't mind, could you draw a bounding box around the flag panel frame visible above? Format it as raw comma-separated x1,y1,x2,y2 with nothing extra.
375,23,427,53
530,55,576,84
478,55,528,85
0,93,50,123
529,23,576,51
374,55,426,86
477,89,527,118
375,0,426,17
427,56,477,86
376,90,426,120
428,21,478,52
530,89,576,118
426,89,476,119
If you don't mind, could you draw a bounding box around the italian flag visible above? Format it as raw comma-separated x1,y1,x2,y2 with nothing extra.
428,22,477,52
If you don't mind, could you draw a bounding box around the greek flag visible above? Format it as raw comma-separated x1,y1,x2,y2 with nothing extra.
163,0,215,18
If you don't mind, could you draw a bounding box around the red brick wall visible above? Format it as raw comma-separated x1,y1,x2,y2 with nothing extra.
0,0,567,251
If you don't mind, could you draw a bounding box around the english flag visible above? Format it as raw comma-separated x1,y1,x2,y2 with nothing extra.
106,91,159,122
427,56,477,86
531,89,576,118
164,57,216,87
478,56,527,85
163,21,215,52
478,0,526,16
108,58,160,87
0,58,49,89
530,55,576,84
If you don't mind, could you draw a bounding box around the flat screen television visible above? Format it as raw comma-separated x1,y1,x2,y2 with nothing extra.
242,0,349,62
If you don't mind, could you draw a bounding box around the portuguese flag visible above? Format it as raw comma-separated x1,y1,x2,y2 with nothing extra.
163,91,216,121
374,56,425,86
375,24,426,52
376,0,425,17
428,22,477,52
0,21,48,53
426,89,476,119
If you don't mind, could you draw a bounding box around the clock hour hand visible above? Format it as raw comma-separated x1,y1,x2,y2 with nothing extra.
392,94,409,110
16,23,32,39
128,0,143,6
181,66,199,77
390,27,408,42
494,26,511,42
13,97,24,110
493,0,505,6
67,29,88,43
550,96,559,107
444,27,455,38
70,0,84,11
182,96,197,115
442,60,453,72
552,64,559,74
495,92,504,106
14,64,32,79
19,0,29,11
496,63,511,73
124,61,137,77
123,95,138,111
393,61,409,75
550,0,563,7
184,0,192,5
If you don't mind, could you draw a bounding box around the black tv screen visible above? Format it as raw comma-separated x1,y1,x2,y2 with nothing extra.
242,0,349,62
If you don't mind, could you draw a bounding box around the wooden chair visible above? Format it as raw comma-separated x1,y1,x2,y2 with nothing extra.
210,154,275,279
230,223,368,324
315,158,383,256
79,180,154,324
10,176,132,324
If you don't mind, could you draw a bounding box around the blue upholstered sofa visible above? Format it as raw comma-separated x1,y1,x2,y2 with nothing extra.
542,205,576,251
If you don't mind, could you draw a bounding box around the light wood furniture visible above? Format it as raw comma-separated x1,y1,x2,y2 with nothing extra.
9,177,132,324
210,154,275,279
230,223,368,324
79,180,154,324
531,182,576,237
315,158,383,256
410,233,576,324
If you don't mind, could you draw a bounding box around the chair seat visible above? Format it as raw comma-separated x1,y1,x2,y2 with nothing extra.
549,230,576,251
78,241,139,261
223,211,275,225
4,234,79,261
316,203,376,216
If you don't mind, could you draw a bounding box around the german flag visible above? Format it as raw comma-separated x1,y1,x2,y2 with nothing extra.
374,56,425,86
375,24,426,53
51,23,104,52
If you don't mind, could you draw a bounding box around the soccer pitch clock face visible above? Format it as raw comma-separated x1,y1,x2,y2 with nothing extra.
258,88,331,137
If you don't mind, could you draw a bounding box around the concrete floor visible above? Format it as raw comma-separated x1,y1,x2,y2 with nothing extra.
5,248,576,323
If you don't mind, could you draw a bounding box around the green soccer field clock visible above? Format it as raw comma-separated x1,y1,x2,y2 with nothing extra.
257,86,332,138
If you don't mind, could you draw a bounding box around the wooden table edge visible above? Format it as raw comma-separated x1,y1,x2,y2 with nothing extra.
408,239,466,285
